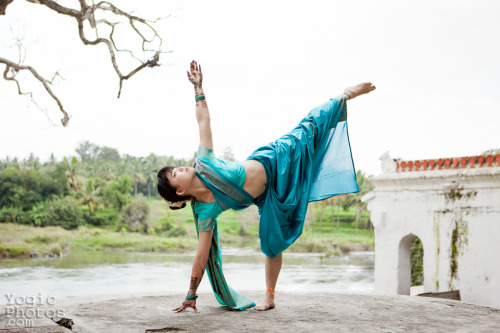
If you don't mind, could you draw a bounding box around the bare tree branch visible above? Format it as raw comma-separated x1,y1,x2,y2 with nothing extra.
1,0,166,125
25,0,164,97
0,0,14,15
0,56,70,126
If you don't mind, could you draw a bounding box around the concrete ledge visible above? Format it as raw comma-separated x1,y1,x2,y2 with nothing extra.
2,292,500,332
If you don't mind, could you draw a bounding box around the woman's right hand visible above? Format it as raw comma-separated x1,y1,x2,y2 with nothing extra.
187,60,203,86
172,298,199,313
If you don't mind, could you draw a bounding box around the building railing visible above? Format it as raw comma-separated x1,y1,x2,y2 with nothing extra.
396,154,500,172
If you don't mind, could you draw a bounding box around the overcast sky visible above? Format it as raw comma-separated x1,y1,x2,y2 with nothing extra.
1,0,499,176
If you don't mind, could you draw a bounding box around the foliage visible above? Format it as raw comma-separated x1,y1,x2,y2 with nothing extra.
86,209,118,227
119,194,151,233
102,176,133,210
29,201,49,226
411,236,424,286
45,197,84,230
76,178,102,214
0,168,61,211
0,206,31,224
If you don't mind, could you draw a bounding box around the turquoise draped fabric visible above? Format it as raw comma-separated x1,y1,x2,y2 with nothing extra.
195,160,254,211
189,94,359,310
247,95,359,258
192,162,255,311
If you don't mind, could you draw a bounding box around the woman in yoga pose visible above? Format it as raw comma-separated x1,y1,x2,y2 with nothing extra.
157,60,375,313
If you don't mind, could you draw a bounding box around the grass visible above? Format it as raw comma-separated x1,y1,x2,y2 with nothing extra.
0,198,374,258
0,223,76,258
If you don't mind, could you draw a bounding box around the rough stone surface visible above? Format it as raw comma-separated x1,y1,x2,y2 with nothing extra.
2,292,500,333
0,326,72,332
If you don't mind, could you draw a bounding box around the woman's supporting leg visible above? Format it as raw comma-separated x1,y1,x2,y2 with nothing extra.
255,253,282,311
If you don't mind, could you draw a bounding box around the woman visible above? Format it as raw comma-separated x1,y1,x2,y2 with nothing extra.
157,60,375,313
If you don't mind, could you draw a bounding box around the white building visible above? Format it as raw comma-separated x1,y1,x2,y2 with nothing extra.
363,152,500,308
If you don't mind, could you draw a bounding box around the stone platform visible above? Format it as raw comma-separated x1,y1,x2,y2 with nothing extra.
1,292,499,332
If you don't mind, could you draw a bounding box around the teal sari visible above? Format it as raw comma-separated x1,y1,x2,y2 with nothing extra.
191,94,358,309
248,95,359,258
192,160,255,311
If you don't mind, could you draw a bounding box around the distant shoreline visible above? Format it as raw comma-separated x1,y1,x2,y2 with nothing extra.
0,221,374,260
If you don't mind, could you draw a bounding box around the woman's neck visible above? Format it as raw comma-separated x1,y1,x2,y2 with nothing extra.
189,176,215,203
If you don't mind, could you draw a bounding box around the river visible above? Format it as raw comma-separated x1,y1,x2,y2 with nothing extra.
0,248,374,305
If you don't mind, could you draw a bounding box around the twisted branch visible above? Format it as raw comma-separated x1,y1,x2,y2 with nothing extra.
1,0,166,125
0,56,70,126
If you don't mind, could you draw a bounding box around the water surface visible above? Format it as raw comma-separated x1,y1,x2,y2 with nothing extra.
0,248,374,305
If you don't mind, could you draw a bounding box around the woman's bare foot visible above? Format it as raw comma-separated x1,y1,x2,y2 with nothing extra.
344,82,376,100
254,291,275,311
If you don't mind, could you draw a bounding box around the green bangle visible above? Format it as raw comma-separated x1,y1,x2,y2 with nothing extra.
195,95,205,101
186,293,198,300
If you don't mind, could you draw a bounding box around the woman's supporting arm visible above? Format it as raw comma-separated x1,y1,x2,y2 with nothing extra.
172,229,213,313
189,229,212,294
187,60,213,150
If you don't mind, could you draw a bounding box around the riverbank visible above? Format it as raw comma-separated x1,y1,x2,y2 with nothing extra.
0,200,374,259
1,292,499,332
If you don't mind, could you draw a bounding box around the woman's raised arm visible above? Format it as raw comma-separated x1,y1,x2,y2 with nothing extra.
187,60,213,150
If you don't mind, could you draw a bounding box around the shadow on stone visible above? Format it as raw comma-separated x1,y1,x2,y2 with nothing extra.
145,328,187,333
417,290,461,300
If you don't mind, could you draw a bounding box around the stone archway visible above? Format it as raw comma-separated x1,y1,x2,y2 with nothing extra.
398,234,417,295
363,152,500,308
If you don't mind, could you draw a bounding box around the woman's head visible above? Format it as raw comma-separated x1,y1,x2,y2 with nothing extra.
157,166,193,210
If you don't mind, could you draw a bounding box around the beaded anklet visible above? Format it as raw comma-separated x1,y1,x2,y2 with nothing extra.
266,287,275,296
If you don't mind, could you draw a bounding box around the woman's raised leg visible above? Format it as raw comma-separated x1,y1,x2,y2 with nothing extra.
254,253,282,311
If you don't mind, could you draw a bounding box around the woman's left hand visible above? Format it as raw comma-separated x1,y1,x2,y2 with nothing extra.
187,60,203,86
172,298,199,313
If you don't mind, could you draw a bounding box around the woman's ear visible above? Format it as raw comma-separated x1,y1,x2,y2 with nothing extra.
176,188,185,196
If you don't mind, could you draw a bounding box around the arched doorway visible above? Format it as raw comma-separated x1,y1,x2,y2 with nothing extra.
398,234,424,295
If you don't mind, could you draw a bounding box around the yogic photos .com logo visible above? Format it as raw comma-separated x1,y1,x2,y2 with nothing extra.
3,292,65,328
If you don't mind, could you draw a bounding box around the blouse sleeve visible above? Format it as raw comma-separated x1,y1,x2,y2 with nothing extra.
198,217,217,232
197,145,215,160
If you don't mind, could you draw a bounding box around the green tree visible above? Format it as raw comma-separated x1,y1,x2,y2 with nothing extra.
75,141,99,163
63,156,80,191
102,176,133,211
130,158,146,196
119,194,151,233
411,237,424,286
0,168,44,210
30,201,49,227
98,146,121,163
352,170,374,231
45,197,84,230
76,178,102,215
145,153,159,198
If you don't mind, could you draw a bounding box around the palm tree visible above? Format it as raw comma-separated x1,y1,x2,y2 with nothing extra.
98,162,116,181
77,178,102,215
131,158,146,196
352,170,374,233
145,153,159,198
64,156,80,191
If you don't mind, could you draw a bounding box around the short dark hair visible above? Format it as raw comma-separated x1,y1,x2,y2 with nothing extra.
156,166,191,210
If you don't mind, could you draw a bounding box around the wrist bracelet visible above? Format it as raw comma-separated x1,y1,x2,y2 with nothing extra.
195,95,206,101
195,83,202,87
186,293,198,300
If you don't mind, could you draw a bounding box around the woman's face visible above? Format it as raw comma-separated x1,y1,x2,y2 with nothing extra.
166,166,195,195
